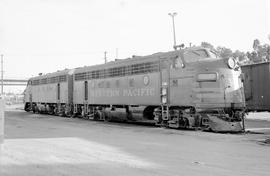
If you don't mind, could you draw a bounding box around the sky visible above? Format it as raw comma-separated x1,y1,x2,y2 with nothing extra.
0,0,269,93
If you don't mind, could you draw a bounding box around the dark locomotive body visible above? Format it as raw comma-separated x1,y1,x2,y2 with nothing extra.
24,47,245,132
241,62,270,111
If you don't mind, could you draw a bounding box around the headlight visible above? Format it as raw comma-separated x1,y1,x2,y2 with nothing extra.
227,58,236,69
197,73,217,81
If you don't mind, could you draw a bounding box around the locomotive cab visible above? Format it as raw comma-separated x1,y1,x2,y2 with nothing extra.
24,79,33,111
166,47,245,132
186,48,244,109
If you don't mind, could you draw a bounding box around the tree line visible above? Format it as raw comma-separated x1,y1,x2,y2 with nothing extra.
200,39,270,65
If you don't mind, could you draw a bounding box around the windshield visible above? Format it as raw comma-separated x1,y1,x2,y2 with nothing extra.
183,49,219,63
208,50,218,58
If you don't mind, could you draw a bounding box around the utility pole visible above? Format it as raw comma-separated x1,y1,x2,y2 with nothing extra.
268,34,270,61
168,12,177,50
1,54,3,95
104,51,107,64
115,48,118,60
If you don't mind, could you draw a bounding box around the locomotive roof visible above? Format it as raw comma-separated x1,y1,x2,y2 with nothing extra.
28,46,208,80
74,46,208,74
29,69,70,80
74,50,181,74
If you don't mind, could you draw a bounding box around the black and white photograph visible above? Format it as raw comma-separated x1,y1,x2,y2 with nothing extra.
0,0,270,175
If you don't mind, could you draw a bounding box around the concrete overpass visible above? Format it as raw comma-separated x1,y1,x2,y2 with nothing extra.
1,79,28,94
2,79,28,86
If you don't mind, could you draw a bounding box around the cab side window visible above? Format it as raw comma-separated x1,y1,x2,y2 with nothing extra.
172,56,184,69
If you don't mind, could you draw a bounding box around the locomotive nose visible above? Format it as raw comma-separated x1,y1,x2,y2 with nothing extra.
193,59,245,109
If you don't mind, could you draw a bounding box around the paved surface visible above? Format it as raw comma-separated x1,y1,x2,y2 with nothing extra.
1,109,270,176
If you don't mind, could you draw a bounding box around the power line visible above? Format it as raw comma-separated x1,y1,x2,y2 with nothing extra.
116,48,118,60
104,51,107,64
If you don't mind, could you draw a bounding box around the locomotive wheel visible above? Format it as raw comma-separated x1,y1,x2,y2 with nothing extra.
93,111,105,121
93,112,99,121
161,121,168,128
48,107,54,115
34,106,39,114
56,111,63,117
82,115,89,120
65,113,72,118
180,118,188,128
32,105,36,113
24,104,31,112
104,114,112,122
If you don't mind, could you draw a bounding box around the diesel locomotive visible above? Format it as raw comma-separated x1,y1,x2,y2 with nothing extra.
24,47,246,132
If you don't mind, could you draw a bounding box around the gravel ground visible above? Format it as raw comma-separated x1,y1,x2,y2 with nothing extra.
1,109,270,176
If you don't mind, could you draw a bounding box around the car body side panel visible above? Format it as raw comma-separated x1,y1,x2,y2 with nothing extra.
31,82,68,104
73,72,161,105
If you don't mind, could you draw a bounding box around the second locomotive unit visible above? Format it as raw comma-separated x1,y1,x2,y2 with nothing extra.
24,47,245,132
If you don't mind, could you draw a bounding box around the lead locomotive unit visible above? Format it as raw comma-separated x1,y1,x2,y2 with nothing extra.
24,47,245,132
